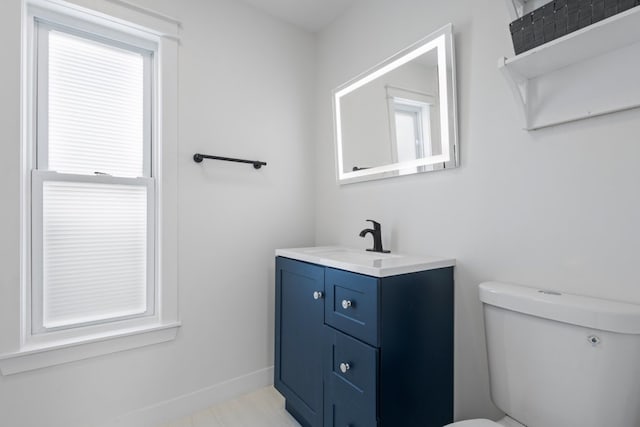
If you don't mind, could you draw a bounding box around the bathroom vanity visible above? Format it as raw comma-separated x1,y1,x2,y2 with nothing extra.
274,247,455,427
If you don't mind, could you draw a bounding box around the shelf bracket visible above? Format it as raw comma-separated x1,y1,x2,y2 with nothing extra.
498,57,531,130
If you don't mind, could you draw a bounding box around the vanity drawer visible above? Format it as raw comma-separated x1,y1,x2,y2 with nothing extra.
324,326,378,427
325,268,379,346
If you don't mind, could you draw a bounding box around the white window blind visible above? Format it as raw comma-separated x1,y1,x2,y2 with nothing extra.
32,21,156,333
41,180,149,329
46,29,148,177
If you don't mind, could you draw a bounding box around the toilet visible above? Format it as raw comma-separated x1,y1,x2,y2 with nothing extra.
447,281,640,427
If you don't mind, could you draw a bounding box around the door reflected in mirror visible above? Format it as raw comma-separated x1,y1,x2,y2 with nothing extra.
334,24,458,184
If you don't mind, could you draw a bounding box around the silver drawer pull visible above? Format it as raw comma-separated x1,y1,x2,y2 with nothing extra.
341,299,352,309
313,291,323,300
339,362,350,373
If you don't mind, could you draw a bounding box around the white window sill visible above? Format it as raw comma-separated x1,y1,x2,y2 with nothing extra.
0,322,181,375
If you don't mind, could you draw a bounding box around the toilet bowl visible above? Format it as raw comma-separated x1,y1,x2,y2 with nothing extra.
448,281,640,427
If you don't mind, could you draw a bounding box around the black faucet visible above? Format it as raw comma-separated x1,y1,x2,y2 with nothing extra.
359,219,390,253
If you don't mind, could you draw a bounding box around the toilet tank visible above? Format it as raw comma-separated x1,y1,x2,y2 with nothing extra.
480,282,640,427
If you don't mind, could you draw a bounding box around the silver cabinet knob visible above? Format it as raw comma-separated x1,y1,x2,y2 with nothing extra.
341,299,352,309
339,362,350,373
313,291,323,300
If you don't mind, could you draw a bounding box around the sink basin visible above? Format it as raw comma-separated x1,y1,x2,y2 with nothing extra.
275,246,455,277
305,247,401,262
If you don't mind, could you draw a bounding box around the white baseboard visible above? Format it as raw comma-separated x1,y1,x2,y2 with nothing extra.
99,366,274,427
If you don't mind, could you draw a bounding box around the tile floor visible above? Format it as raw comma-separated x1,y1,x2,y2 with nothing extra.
160,386,301,427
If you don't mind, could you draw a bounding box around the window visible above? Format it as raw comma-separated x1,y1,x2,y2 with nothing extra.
0,0,179,375
386,86,439,175
32,21,156,334
393,100,431,162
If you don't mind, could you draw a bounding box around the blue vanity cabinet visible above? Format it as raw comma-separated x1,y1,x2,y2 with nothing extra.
275,257,325,427
275,255,454,427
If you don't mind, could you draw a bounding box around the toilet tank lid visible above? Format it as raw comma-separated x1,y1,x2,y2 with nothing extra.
479,282,640,334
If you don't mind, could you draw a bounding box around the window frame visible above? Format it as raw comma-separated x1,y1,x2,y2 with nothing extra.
0,0,180,375
30,9,159,341
31,17,157,336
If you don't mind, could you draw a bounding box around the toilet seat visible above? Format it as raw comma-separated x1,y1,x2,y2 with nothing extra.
445,416,525,427
444,419,501,427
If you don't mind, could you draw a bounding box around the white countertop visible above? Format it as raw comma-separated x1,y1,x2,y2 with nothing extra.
275,246,455,277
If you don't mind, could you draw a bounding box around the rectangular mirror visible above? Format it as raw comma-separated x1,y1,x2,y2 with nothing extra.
333,24,459,184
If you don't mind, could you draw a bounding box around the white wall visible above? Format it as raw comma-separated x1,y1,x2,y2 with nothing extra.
0,0,316,426
315,0,640,421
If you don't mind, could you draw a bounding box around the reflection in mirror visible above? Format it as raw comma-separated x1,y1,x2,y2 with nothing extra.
334,24,458,184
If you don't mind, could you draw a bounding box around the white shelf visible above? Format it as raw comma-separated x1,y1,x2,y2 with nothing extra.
504,6,640,78
499,5,640,130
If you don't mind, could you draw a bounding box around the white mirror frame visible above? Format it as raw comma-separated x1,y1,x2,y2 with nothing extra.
333,24,459,184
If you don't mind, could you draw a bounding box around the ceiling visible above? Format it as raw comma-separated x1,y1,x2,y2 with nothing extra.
239,0,357,32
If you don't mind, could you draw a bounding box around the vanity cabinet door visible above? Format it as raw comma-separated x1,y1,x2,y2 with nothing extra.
275,257,325,427
324,327,378,427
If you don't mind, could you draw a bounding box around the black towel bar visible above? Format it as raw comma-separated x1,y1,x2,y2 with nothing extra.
193,153,267,169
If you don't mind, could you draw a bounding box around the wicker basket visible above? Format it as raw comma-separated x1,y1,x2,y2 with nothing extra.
510,0,639,55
